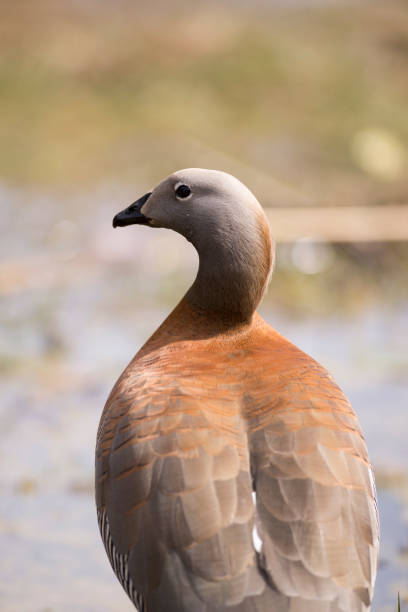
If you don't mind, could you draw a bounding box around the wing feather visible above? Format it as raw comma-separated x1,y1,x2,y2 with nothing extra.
96,327,379,611
247,357,379,612
96,361,264,610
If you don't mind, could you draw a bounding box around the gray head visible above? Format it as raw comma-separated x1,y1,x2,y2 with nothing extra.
113,168,273,321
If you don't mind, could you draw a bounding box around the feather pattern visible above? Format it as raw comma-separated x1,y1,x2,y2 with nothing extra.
96,304,379,611
97,507,145,611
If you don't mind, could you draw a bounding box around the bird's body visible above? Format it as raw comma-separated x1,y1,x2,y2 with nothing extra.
96,169,378,611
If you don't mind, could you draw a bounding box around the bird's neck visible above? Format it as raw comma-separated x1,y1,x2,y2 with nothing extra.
186,218,273,323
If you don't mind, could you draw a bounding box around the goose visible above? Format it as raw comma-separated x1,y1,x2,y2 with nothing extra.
95,168,379,612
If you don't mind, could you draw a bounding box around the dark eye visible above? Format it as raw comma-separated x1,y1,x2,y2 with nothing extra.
175,184,191,199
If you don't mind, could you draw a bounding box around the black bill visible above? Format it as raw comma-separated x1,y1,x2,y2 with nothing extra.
112,192,152,228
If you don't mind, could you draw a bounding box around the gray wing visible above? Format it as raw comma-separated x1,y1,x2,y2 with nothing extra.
247,366,379,611
96,368,270,612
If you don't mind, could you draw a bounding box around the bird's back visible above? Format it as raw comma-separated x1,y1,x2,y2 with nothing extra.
96,303,378,611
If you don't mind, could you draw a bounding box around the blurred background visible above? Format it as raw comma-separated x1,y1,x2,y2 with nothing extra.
1,0,407,610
